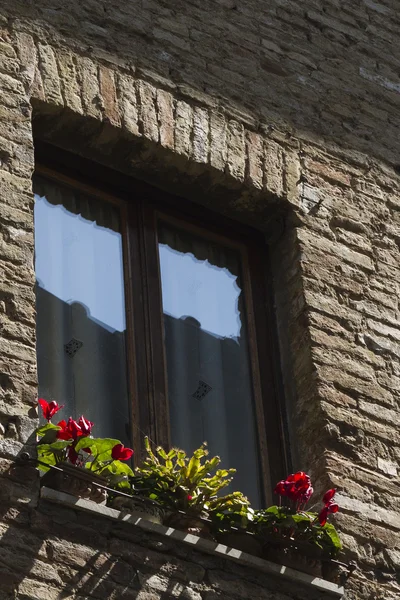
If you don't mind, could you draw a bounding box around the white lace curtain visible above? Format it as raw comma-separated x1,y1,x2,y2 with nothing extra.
158,221,262,505
34,176,130,445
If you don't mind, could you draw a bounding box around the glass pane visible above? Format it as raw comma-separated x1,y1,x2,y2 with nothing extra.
158,220,262,505
33,176,130,445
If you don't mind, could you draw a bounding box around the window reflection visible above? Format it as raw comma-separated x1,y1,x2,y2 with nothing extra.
33,177,130,445
158,221,262,505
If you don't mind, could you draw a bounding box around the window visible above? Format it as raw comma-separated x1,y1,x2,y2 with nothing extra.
33,145,287,506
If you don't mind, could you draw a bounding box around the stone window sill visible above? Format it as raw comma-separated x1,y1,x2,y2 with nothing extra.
40,487,344,599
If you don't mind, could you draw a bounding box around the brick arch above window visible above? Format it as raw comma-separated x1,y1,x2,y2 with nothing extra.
17,35,302,231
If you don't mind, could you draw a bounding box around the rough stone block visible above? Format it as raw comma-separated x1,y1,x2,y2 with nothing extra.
156,88,174,149
99,66,120,126
118,73,140,136
209,111,227,171
137,80,159,142
226,120,245,180
79,55,102,119
37,44,63,107
174,101,192,158
192,106,209,163
56,49,83,114
264,138,284,197
246,130,264,189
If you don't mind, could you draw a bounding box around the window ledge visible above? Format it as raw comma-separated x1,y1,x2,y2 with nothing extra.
40,487,344,599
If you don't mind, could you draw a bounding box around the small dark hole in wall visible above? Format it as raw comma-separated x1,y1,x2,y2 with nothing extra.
0,372,15,390
393,164,400,176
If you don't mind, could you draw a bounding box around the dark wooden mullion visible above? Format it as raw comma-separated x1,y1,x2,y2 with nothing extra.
248,243,290,497
238,246,272,507
139,200,170,450
124,200,155,462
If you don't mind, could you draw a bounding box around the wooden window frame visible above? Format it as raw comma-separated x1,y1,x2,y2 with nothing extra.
34,142,289,504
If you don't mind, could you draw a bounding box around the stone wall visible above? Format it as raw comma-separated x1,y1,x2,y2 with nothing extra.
0,1,399,599
1,474,343,600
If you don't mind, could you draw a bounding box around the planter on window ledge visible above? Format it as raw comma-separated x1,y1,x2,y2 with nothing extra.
261,536,326,578
163,510,214,539
41,461,107,504
216,530,263,557
34,399,346,584
211,509,263,556
110,494,165,524
251,474,343,582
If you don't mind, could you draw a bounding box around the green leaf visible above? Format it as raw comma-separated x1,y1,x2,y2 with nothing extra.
104,460,134,478
214,469,230,478
144,437,159,465
37,441,70,471
38,441,71,452
156,446,168,460
323,523,342,553
36,423,61,437
113,479,131,490
37,428,64,445
186,455,200,480
265,505,281,516
176,450,186,467
76,437,120,461
291,514,313,524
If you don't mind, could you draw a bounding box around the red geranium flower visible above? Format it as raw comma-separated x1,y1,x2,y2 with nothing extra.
111,443,134,461
78,416,94,436
318,502,339,526
56,418,83,440
274,471,313,504
38,398,64,421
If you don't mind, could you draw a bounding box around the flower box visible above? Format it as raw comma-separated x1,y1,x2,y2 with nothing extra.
216,530,263,556
40,461,107,504
110,494,165,524
164,511,213,539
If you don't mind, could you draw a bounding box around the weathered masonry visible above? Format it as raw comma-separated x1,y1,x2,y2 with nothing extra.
0,1,400,599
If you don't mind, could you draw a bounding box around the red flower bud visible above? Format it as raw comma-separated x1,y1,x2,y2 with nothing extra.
318,507,329,527
318,501,339,526
38,398,64,421
274,480,287,496
67,445,79,465
111,443,134,461
323,488,336,504
187,495,193,501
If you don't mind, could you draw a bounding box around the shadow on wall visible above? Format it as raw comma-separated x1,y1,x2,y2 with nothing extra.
2,0,400,166
0,477,207,600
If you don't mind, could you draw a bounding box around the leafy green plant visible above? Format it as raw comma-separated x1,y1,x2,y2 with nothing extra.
209,503,255,536
262,471,342,558
132,438,249,517
252,505,342,558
